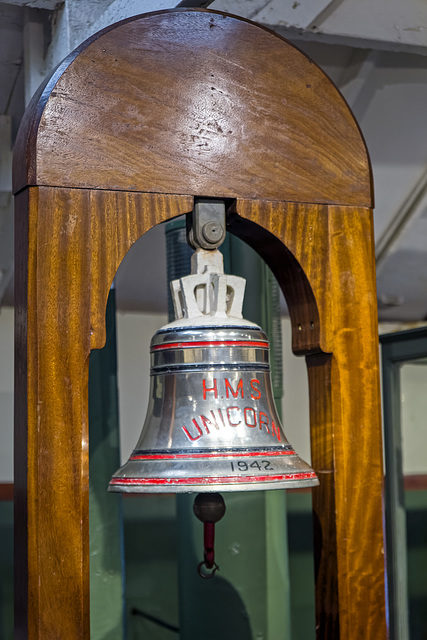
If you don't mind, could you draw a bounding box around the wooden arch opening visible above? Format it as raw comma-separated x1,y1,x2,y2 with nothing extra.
13,8,386,640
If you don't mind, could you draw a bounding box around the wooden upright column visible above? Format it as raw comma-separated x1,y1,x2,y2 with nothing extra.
13,9,387,640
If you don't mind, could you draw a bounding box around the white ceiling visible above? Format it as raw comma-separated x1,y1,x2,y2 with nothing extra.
0,0,426,320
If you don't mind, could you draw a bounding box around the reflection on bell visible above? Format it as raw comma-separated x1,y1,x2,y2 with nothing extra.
109,249,318,494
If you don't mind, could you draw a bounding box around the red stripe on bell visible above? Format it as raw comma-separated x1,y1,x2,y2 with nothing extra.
129,450,296,461
110,472,317,486
151,340,269,351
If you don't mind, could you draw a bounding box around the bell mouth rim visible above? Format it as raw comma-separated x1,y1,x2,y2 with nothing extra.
108,472,319,493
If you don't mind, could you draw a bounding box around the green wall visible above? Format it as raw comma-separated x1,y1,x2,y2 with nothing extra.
0,501,13,639
2,491,427,638
406,490,427,639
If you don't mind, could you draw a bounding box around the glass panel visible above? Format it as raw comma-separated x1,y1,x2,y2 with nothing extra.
89,290,125,639
401,360,427,475
400,358,427,640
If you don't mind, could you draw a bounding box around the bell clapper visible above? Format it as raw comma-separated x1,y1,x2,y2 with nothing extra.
193,493,226,579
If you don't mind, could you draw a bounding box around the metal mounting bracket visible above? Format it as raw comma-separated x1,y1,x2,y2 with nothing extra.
187,199,226,250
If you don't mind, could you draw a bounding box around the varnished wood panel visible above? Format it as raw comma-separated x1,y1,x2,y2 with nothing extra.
14,188,29,640
13,8,386,640
231,199,332,355
307,353,339,638
15,187,387,640
13,9,372,207
231,200,387,639
326,206,385,640
14,187,192,639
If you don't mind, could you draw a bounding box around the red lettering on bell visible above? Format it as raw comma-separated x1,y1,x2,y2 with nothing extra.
203,378,218,400
182,407,281,442
225,378,244,399
217,408,226,426
271,420,281,442
182,419,203,442
226,406,241,426
200,412,221,433
244,407,257,427
259,411,270,434
250,379,261,400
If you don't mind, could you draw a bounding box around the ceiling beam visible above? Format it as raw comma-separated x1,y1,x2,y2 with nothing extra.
212,0,427,54
376,167,427,267
1,0,61,8
212,0,333,32
337,50,379,121
0,117,13,308
306,0,427,54
0,116,12,193
23,10,46,106
0,192,14,308
45,0,214,73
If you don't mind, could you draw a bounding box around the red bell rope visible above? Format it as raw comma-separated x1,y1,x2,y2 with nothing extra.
204,522,216,568
193,493,225,579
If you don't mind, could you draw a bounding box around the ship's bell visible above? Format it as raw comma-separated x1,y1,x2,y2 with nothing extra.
109,249,318,493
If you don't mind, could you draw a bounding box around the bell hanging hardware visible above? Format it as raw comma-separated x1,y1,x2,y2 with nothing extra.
186,199,226,251
109,202,318,576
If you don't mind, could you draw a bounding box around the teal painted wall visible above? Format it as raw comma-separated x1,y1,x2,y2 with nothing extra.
123,495,179,639
89,290,125,640
405,490,427,639
2,491,427,638
287,493,316,640
0,501,13,639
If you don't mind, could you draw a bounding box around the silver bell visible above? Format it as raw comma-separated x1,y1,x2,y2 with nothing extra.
109,249,318,493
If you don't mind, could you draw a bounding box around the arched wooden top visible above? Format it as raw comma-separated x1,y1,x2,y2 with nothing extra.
13,8,373,207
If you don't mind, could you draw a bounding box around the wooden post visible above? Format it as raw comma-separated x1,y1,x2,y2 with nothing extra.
230,201,384,638
13,9,387,639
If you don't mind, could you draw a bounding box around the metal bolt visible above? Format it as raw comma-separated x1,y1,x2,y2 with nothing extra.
202,221,223,244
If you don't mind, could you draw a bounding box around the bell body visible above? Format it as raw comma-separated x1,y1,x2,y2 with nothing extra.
109,325,318,493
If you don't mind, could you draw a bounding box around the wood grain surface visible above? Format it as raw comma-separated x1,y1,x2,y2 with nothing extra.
15,189,387,640
14,187,192,639
13,9,372,207
232,200,386,639
13,8,386,640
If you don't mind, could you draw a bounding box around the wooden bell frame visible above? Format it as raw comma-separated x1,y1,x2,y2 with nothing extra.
13,9,387,640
